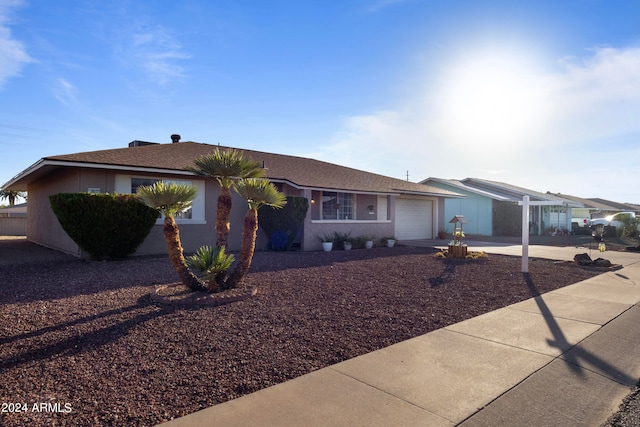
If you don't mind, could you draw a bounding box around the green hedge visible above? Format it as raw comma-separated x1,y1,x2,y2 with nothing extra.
50,193,160,260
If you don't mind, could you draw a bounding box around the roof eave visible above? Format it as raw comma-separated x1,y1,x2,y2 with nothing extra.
2,159,196,191
394,189,465,198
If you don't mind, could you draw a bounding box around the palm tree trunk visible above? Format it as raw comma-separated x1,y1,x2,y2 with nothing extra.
216,188,232,247
164,215,207,292
227,208,258,288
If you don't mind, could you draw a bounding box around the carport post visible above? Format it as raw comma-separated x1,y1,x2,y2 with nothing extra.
521,196,530,273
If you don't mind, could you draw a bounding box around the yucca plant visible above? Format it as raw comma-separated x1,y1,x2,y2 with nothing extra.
186,148,265,248
226,178,286,288
186,246,235,292
136,181,207,292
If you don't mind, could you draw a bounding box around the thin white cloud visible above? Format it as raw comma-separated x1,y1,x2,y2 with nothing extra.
310,45,640,195
121,22,190,85
52,78,78,107
0,0,32,90
545,46,640,144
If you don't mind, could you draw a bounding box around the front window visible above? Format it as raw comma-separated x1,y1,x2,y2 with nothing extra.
322,191,354,220
130,177,194,220
131,177,160,194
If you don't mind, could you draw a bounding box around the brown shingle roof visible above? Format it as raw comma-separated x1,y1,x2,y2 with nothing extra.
40,141,456,196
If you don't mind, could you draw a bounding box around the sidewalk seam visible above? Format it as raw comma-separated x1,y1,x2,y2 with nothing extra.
326,366,456,424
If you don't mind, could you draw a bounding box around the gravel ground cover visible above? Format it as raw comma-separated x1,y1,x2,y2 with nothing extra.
602,385,640,427
0,240,619,426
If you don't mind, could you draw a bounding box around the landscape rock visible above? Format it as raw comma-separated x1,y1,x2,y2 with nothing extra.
573,253,613,268
574,253,593,266
593,258,613,268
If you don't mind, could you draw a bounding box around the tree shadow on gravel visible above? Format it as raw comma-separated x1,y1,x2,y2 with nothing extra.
523,273,636,386
0,295,180,372
0,257,177,304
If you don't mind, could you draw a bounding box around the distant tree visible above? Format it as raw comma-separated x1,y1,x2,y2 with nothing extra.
226,179,286,288
136,182,207,292
0,190,26,206
186,148,265,248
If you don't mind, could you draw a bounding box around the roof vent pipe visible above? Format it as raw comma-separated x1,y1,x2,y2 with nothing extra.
170,134,181,143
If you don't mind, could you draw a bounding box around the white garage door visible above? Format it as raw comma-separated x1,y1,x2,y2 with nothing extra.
395,198,433,240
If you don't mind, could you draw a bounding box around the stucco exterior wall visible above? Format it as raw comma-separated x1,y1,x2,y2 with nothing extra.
24,168,253,257
28,168,85,255
24,165,442,256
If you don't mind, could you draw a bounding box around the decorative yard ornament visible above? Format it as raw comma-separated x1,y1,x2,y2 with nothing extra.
447,215,468,257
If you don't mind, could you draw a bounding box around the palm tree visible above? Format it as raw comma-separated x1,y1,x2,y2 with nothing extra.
137,181,207,292
186,148,265,248
226,179,286,288
0,190,26,206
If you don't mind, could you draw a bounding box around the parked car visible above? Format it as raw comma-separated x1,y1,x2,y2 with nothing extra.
591,212,639,230
571,217,591,228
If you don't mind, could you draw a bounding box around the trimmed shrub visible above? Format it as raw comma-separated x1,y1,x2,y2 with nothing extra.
50,193,160,260
258,196,309,250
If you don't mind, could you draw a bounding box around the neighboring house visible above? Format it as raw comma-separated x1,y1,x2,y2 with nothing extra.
2,138,461,257
548,193,636,225
420,178,583,236
584,198,640,219
0,202,27,236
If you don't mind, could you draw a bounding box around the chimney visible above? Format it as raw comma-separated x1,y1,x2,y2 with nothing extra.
170,134,181,143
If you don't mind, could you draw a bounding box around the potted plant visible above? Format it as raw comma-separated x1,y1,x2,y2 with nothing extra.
363,234,375,249
381,236,396,248
332,231,352,250
438,229,448,240
343,241,352,250
318,234,334,252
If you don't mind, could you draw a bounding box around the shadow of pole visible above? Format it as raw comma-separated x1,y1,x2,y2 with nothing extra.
523,272,636,386
428,260,457,287
0,298,153,346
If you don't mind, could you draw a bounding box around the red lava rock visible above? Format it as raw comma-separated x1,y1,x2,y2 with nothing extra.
0,246,601,426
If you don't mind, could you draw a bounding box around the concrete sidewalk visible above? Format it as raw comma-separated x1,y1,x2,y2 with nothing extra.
159,245,640,427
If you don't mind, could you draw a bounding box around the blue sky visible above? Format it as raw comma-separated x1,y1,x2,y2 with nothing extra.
1,0,639,204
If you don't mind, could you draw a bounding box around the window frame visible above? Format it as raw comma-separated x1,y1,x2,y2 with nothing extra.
116,174,206,224
321,191,354,220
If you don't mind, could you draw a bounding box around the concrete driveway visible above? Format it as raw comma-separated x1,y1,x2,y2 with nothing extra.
402,238,640,268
